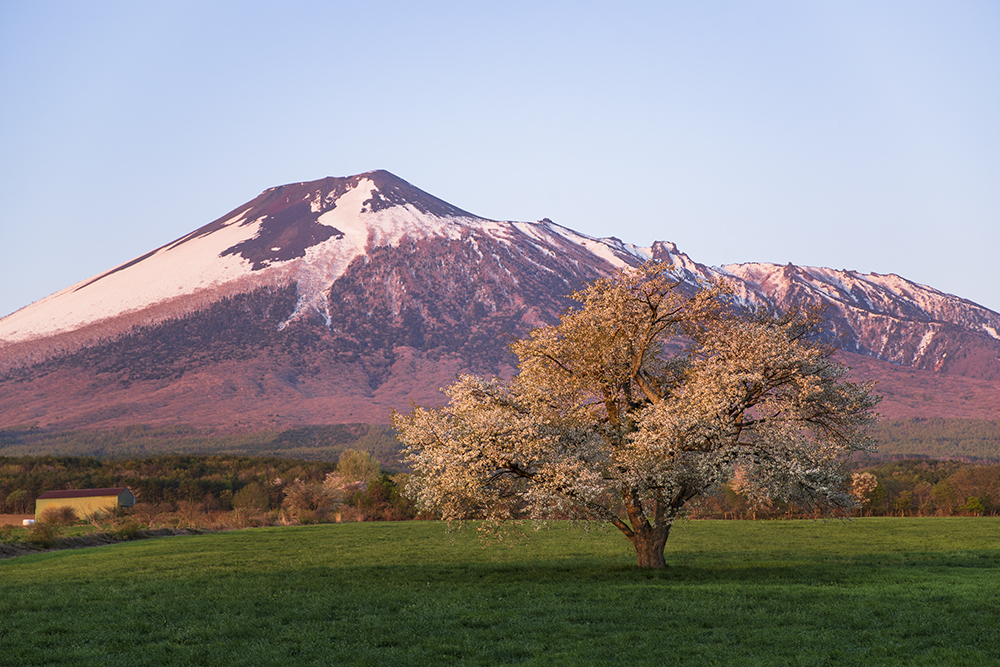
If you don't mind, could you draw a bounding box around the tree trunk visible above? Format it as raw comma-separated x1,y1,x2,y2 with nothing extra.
631,523,671,569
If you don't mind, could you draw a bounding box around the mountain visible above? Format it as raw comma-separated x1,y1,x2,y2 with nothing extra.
1,170,999,432
645,243,1000,419
0,171,639,345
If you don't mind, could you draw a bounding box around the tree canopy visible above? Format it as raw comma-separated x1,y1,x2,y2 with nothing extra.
393,262,881,568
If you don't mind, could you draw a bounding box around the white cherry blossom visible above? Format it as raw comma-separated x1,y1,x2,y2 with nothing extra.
394,262,881,569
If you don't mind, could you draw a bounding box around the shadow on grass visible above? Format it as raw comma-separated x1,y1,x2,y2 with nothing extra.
0,527,196,560
3,540,1000,666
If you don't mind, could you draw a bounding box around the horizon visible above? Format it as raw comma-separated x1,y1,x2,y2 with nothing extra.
2,2,999,317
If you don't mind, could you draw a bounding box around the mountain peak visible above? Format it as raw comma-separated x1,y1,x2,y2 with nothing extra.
254,170,480,222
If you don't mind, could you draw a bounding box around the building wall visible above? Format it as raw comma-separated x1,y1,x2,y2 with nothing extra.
34,491,135,519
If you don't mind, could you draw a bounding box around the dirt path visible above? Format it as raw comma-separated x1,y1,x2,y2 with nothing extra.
0,514,32,526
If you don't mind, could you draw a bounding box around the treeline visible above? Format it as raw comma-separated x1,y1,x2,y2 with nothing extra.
852,458,1000,516
0,451,417,524
3,418,996,467
5,451,1000,524
0,423,403,464
874,418,1000,462
3,418,998,524
691,458,1000,519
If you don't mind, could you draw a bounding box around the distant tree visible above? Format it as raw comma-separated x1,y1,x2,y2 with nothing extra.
5,489,29,514
345,474,417,521
934,480,958,515
233,482,270,513
337,449,381,484
960,496,985,516
395,262,881,568
851,472,878,504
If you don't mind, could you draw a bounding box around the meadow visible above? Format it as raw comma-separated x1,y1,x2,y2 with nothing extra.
2,518,999,666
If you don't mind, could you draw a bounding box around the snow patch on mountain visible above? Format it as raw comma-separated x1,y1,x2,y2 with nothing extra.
0,209,263,342
916,328,937,359
538,220,648,269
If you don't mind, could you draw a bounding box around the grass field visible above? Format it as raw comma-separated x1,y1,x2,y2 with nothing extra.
2,518,999,666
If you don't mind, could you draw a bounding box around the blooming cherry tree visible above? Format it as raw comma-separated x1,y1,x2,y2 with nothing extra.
394,262,880,568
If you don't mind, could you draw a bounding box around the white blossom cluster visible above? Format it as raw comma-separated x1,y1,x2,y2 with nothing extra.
393,262,881,567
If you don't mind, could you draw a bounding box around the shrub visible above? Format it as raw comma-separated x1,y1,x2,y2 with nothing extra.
38,505,78,526
131,503,172,528
173,501,208,529
113,522,143,540
26,521,62,548
296,509,325,525
282,480,333,514
960,496,985,516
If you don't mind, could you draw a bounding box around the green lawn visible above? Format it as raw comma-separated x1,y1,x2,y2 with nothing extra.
2,518,999,666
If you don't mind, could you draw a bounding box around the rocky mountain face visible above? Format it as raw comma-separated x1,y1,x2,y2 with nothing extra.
722,262,1000,381
645,241,1000,381
1,170,998,430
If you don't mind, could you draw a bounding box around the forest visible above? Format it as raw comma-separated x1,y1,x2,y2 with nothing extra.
872,417,1000,461
2,453,999,525
687,418,1000,519
0,423,404,463
1,417,998,526
692,457,1000,519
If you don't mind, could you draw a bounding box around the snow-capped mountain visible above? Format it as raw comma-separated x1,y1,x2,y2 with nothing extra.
720,262,1000,379
0,170,644,344
646,241,1000,380
1,170,998,430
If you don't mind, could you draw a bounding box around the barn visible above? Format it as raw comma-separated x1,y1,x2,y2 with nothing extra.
34,487,136,520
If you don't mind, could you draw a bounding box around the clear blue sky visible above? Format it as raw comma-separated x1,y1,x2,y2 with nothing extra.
2,1,998,318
